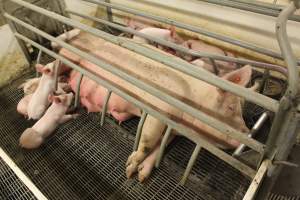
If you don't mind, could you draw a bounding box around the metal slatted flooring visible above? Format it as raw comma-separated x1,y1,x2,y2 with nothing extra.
0,73,295,200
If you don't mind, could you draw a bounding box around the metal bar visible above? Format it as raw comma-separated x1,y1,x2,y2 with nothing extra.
243,159,270,200
74,73,83,108
4,13,266,152
229,0,283,11
100,90,112,126
105,0,113,22
199,0,300,22
276,2,299,98
209,58,219,75
180,144,202,185
36,49,42,77
81,0,300,65
256,3,300,198
133,111,147,151
54,59,60,91
155,126,172,168
66,9,287,75
0,148,48,200
15,33,257,178
5,1,280,113
233,112,269,157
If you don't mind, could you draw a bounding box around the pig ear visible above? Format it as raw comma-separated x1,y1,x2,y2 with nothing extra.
48,94,54,103
42,68,52,75
35,64,44,73
53,97,62,104
222,65,252,87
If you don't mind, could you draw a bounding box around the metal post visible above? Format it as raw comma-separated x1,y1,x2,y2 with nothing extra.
155,126,172,168
36,49,42,77
100,90,112,126
255,1,300,198
54,59,60,92
133,111,147,151
74,73,83,108
180,144,202,185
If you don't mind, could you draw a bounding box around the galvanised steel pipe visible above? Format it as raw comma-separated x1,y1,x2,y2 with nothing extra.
5,0,280,114
81,0,300,65
66,9,288,76
4,13,264,152
14,33,257,178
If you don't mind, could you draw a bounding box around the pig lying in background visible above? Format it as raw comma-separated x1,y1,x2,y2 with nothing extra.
27,62,57,120
179,39,238,75
19,92,77,149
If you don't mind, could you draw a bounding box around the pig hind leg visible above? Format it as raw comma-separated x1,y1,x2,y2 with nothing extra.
126,115,166,179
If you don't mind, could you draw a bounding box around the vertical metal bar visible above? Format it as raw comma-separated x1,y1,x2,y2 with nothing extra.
209,58,219,75
104,0,113,22
256,3,300,198
54,59,60,91
155,126,172,168
180,144,202,185
74,73,83,108
133,111,147,151
233,112,269,157
36,49,42,77
100,90,112,126
7,20,31,64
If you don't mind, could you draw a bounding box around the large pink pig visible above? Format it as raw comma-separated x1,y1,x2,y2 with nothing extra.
57,31,251,182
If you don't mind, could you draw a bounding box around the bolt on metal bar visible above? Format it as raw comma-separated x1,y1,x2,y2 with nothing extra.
155,126,172,168
36,49,42,77
199,0,300,23
133,111,147,151
180,144,202,185
100,90,112,126
5,0,280,113
233,112,269,157
14,33,257,178
80,0,296,64
66,9,287,75
74,73,83,108
4,12,266,152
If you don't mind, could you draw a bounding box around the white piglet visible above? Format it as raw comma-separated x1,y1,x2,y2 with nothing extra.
27,62,57,120
19,92,77,149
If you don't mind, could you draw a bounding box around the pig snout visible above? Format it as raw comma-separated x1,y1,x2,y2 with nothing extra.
19,128,44,149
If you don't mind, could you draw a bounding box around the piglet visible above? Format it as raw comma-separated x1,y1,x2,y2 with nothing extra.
19,92,77,149
133,26,184,45
27,62,57,120
51,29,81,50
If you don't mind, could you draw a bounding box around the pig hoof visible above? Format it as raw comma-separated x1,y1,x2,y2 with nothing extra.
137,164,151,183
126,163,137,179
126,151,137,167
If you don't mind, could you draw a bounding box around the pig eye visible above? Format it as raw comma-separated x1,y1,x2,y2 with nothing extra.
228,105,235,112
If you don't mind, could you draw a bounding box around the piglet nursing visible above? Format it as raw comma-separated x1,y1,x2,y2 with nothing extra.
19,93,77,149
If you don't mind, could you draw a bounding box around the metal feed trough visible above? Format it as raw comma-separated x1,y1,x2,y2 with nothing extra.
1,0,300,199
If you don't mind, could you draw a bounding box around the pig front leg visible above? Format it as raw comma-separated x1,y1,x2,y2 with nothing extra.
58,114,79,124
126,115,166,179
137,134,175,182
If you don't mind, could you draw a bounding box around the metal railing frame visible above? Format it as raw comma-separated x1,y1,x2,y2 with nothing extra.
3,0,300,198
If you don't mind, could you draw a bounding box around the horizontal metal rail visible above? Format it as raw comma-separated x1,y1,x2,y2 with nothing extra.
66,9,288,76
14,33,257,179
199,0,300,22
81,0,300,65
228,0,283,11
4,12,265,153
7,0,280,114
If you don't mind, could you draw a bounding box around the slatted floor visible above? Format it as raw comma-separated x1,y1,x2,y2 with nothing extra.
0,73,296,200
